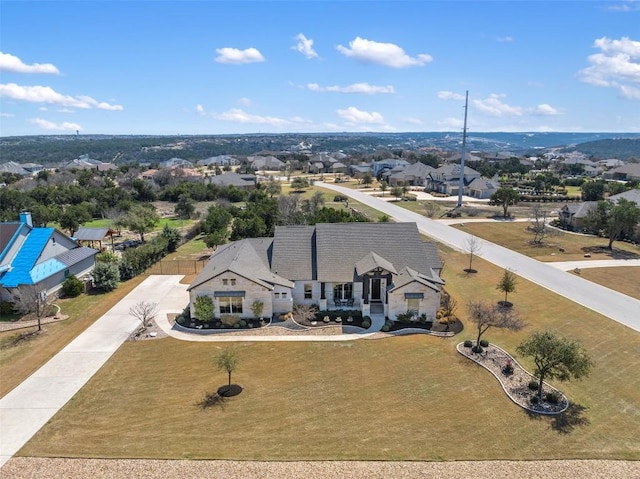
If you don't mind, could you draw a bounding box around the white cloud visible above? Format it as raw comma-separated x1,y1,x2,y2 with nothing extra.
0,112,15,117
496,36,514,43
336,37,432,68
215,47,265,64
606,1,640,11
57,108,75,113
195,104,205,115
336,106,385,124
437,91,466,101
531,104,561,116
292,33,318,59
473,94,523,117
238,97,252,107
30,117,81,131
402,117,423,125
307,82,395,94
213,108,290,126
578,36,640,99
0,52,60,74
0,83,123,110
437,117,464,130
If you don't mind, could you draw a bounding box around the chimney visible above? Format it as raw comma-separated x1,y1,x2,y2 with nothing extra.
19,211,33,227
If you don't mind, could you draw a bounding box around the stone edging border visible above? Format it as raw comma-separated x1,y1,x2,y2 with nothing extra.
456,342,569,415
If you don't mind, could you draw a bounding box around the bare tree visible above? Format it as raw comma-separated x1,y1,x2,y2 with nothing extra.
292,303,318,325
467,300,524,352
528,204,560,245
129,300,158,333
464,236,482,273
13,285,54,332
424,202,440,218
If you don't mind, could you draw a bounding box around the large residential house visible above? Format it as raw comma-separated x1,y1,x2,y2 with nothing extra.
205,172,256,189
558,201,598,230
372,159,410,178
187,222,444,322
248,156,285,171
608,189,640,206
426,164,482,196
466,177,501,199
603,164,640,181
388,162,435,186
0,212,98,301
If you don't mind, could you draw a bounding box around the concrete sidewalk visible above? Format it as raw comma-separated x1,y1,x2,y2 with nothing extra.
547,259,640,270
0,275,189,469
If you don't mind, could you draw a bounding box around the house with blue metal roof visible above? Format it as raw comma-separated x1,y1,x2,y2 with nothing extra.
0,212,98,301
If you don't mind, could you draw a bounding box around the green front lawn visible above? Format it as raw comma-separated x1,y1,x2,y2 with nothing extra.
19,249,640,461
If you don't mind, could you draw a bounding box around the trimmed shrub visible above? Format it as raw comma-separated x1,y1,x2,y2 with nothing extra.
530,395,540,405
221,314,241,327
62,275,84,297
323,316,330,323
381,325,389,332
0,301,15,315
528,380,539,391
194,295,214,322
361,319,371,329
239,319,247,327
472,345,484,353
479,339,489,348
335,316,342,323
545,392,560,404
463,340,473,348
233,323,240,328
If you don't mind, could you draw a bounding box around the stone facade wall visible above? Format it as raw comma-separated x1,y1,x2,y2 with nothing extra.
388,283,440,320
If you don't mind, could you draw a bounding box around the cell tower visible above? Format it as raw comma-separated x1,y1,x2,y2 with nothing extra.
456,90,469,209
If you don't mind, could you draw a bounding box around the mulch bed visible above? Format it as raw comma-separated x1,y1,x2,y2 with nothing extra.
457,342,568,415
179,318,266,331
388,319,463,334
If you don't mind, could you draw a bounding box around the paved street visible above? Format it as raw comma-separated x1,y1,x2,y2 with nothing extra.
0,276,189,469
318,182,640,333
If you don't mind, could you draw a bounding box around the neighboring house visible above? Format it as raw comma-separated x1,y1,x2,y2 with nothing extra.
349,164,372,178
558,201,598,230
329,162,347,174
0,162,30,176
426,164,482,196
603,164,640,181
0,212,98,301
466,177,500,199
388,162,435,186
248,156,284,171
59,155,116,172
608,189,640,206
160,158,194,168
197,155,239,167
187,222,444,322
205,172,256,189
372,159,410,178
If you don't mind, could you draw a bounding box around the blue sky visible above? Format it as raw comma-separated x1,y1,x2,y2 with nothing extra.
1,1,639,136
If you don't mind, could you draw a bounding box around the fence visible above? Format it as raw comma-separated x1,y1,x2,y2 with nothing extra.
147,259,207,275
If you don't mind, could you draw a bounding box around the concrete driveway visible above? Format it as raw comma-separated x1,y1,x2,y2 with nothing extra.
318,182,640,333
0,275,189,469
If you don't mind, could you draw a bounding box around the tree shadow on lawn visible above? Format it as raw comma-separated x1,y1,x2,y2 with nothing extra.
581,246,640,259
524,403,590,434
196,392,228,410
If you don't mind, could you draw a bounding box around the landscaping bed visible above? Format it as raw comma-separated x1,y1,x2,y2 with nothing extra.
457,341,568,415
176,317,267,330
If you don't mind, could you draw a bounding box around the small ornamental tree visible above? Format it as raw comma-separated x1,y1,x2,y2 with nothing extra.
129,300,158,332
194,295,215,322
251,300,264,319
160,224,182,253
464,236,482,273
290,176,309,192
13,285,54,332
496,268,518,307
490,188,520,218
379,180,388,196
517,331,594,400
91,262,120,291
467,300,524,352
216,349,239,389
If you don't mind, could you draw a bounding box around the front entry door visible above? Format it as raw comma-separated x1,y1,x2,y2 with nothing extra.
371,278,381,301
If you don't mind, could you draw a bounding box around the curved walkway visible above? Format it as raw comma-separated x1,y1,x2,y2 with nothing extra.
318,182,640,333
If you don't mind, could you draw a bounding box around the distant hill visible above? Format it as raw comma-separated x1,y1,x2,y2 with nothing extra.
1,132,639,165
568,138,640,160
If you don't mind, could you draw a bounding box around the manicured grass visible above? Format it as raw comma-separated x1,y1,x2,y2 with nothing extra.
452,222,640,261
19,249,640,461
83,219,112,228
576,267,640,300
0,275,146,398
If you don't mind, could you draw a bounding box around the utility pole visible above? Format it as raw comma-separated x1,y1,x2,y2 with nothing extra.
456,90,469,209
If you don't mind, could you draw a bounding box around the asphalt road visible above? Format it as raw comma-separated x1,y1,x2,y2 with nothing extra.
318,182,640,333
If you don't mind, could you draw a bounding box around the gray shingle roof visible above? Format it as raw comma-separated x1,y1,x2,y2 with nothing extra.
608,189,640,206
314,222,439,282
188,238,293,291
271,226,316,280
355,251,397,276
